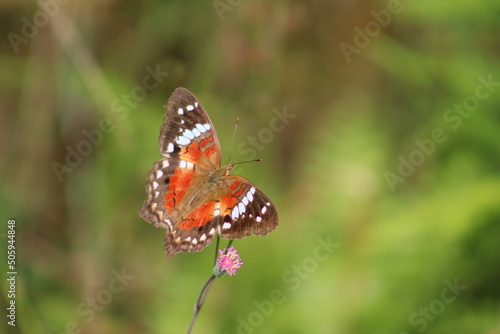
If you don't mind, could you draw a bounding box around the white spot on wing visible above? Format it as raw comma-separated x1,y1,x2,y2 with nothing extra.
256,216,262,223
154,191,160,197
153,181,159,189
185,237,191,243
213,202,221,216
200,234,207,241
186,104,194,111
196,123,207,133
194,102,199,108
261,206,267,214
209,228,216,235
242,196,249,205
163,218,172,229
156,170,163,178
176,136,190,145
222,222,231,229
204,124,211,131
231,206,239,219
250,187,256,194
167,143,174,152
191,238,198,245
162,160,169,168
246,190,254,202
238,202,245,214
266,202,271,206
183,129,195,139
177,108,184,115
179,160,187,168
192,128,201,137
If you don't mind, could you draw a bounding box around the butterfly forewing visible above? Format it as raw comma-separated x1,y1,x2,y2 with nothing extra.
158,87,221,166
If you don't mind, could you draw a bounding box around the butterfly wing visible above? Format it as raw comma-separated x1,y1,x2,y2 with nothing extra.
160,175,279,257
139,87,222,239
158,87,221,166
217,175,279,239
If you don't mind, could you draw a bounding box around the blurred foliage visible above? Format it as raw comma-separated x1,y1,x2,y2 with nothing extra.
1,0,499,333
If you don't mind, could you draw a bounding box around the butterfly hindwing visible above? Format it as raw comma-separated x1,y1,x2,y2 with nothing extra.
161,175,278,257
217,176,279,239
163,214,220,257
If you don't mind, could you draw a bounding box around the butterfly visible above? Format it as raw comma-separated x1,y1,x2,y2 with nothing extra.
139,88,279,257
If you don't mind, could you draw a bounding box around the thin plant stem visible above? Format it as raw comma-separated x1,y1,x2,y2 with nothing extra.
187,274,216,334
186,238,235,334
214,235,220,265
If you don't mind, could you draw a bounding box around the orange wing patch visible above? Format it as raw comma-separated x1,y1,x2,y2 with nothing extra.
200,137,214,148
220,194,239,216
179,136,216,162
164,167,195,213
179,201,217,229
199,136,216,158
204,146,217,158
177,191,240,230
229,180,240,190
180,142,202,164
229,179,247,197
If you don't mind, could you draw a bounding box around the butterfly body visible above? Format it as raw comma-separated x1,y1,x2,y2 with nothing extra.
139,88,278,257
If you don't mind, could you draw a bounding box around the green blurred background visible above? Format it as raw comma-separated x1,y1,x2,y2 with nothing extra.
1,0,500,333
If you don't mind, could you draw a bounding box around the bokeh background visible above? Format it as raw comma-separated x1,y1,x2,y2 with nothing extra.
1,1,500,333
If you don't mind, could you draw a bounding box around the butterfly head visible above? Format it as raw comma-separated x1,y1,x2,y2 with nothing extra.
207,163,235,185
224,163,236,176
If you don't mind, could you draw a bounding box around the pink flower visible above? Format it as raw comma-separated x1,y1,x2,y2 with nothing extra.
214,246,243,276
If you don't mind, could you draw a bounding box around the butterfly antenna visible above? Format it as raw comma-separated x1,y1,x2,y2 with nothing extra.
227,117,240,164
233,159,263,165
